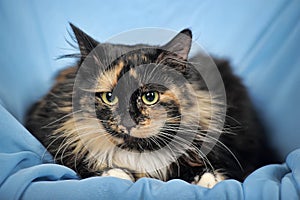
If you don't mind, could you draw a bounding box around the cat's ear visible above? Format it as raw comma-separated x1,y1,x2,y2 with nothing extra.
69,23,99,56
162,29,192,60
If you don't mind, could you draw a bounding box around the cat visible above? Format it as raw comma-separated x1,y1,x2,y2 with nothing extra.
25,23,277,188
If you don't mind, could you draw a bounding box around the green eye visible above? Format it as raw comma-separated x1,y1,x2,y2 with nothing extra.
142,91,159,105
101,92,118,105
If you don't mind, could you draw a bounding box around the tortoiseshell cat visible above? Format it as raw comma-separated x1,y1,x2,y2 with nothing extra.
25,24,276,188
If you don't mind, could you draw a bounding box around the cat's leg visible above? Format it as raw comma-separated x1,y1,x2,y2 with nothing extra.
101,168,135,181
192,171,226,188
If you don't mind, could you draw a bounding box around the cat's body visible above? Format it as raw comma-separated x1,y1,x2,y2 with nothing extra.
25,24,276,188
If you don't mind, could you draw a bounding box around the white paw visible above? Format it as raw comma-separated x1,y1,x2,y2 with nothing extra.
101,168,134,181
193,172,225,188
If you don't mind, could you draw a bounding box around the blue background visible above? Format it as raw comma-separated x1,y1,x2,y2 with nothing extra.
0,1,300,199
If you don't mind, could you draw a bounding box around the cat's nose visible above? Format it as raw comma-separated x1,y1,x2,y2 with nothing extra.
121,112,136,133
121,117,136,132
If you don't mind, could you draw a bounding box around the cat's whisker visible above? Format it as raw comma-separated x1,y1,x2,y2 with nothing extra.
159,131,214,172
153,134,181,174
58,131,114,169
54,139,70,164
149,137,163,150
161,125,226,169
41,110,83,128
200,133,243,171
45,134,70,159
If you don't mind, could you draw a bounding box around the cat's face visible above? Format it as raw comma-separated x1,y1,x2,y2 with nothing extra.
93,55,183,151
73,24,206,151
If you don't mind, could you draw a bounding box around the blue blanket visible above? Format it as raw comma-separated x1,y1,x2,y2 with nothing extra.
1,0,299,199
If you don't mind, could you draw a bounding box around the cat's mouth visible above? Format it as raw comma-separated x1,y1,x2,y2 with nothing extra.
106,121,179,152
115,132,174,152
109,126,157,142
102,125,168,151
101,115,166,139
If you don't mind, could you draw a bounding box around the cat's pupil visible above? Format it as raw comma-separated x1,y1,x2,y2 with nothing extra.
145,92,155,102
106,92,114,102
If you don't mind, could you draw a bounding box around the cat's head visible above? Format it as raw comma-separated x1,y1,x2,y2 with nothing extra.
63,24,219,176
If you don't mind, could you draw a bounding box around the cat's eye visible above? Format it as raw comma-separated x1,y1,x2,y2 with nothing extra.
100,92,118,105
142,91,159,105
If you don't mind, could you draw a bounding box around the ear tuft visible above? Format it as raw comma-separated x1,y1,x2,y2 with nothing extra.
69,23,99,56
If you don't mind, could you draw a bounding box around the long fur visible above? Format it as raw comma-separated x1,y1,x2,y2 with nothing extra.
25,25,278,183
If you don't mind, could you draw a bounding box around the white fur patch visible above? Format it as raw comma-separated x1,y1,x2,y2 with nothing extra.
193,172,225,188
101,168,134,181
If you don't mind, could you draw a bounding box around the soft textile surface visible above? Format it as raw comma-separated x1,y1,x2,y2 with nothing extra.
0,0,299,199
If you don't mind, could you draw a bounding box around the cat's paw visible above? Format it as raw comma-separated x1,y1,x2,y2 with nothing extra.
192,172,225,188
101,168,135,181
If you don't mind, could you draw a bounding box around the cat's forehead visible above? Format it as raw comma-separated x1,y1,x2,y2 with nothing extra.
95,51,153,92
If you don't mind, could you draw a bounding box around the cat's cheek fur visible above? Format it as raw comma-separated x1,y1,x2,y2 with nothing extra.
101,168,135,181
192,172,226,188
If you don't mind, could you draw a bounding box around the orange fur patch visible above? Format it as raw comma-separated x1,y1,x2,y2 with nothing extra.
95,60,125,91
